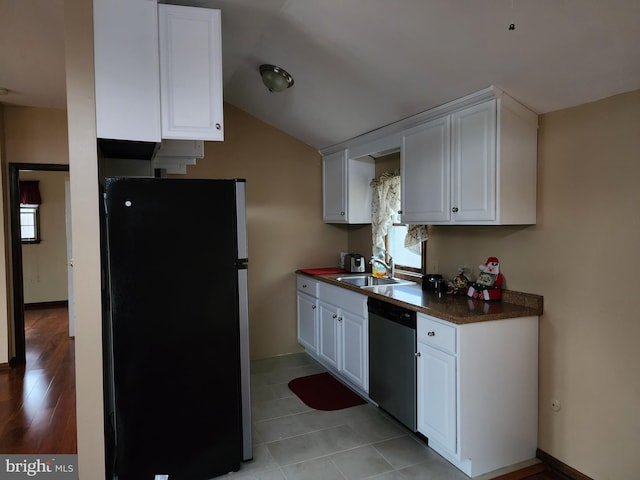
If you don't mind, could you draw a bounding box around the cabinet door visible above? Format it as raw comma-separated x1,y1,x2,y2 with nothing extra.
93,0,161,142
159,5,223,141
318,302,340,370
417,343,457,453
340,311,367,391
451,100,496,221
322,151,347,223
401,116,451,223
297,292,317,353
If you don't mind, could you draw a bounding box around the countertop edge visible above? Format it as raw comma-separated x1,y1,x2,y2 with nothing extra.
296,271,543,325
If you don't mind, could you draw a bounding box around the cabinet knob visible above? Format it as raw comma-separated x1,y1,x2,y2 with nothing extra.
312,305,316,310
452,207,459,213
215,123,221,130
338,317,342,322
414,352,421,357
427,331,436,337
302,284,307,288
332,314,338,319
340,211,345,216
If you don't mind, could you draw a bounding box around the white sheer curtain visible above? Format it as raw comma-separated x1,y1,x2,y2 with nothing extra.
405,224,429,254
370,170,400,258
371,170,429,259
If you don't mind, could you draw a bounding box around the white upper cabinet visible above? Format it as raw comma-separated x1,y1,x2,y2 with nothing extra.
94,0,161,142
401,116,451,223
322,151,347,222
450,100,497,222
321,87,538,226
93,0,223,143
158,5,223,141
322,150,374,224
401,95,537,225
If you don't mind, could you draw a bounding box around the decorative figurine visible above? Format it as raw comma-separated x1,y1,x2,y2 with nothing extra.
467,257,504,301
453,268,470,294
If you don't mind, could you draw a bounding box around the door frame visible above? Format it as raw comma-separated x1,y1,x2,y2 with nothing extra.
9,163,70,366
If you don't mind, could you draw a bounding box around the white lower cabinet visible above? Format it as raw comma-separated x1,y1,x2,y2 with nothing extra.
417,343,456,452
340,310,367,389
296,292,318,353
318,301,340,369
297,277,369,394
318,303,367,390
296,275,319,353
417,313,539,477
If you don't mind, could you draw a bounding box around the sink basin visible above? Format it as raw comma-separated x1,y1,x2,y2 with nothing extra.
335,275,415,288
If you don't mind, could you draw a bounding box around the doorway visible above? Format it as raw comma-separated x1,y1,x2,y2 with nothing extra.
9,163,70,365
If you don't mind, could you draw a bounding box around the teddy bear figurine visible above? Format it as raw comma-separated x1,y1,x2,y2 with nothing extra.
467,257,504,301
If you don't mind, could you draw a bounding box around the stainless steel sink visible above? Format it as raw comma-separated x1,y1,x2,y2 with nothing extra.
335,275,415,288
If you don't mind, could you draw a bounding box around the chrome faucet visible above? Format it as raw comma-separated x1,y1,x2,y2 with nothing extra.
370,255,394,278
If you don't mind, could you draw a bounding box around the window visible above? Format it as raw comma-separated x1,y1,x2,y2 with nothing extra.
388,224,422,269
386,212,425,272
20,204,40,243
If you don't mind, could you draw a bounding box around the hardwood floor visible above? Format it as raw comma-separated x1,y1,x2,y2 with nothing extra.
0,305,77,454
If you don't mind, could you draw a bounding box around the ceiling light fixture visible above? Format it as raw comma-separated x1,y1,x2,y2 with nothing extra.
259,64,294,92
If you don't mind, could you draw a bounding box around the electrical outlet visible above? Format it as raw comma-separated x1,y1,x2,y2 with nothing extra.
551,399,561,412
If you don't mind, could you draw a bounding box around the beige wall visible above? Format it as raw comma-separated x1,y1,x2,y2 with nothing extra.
426,91,640,479
64,0,105,475
181,103,347,359
3,107,69,165
20,170,69,304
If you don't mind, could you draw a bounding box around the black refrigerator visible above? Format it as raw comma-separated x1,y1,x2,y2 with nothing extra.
102,178,252,480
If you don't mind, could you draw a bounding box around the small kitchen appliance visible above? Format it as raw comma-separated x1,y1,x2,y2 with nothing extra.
422,273,443,291
345,253,366,273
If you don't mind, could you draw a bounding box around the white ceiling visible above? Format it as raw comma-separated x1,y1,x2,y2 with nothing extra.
1,0,639,150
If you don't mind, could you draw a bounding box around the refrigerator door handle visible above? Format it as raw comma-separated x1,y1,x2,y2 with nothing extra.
238,268,252,461
234,180,248,260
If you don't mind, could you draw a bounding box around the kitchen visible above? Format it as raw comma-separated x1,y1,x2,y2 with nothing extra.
0,1,639,479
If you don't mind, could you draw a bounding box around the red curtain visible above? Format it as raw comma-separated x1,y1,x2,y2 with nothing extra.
20,180,42,205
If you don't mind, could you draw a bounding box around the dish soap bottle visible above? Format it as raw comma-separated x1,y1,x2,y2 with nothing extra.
371,256,387,278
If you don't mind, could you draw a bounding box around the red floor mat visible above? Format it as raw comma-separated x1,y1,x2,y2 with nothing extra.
288,372,366,411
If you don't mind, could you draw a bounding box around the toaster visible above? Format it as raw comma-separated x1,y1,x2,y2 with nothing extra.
345,253,366,273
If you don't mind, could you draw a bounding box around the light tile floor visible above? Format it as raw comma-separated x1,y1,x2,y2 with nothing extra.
219,352,471,480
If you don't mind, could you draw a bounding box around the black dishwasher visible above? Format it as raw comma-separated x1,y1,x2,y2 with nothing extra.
368,297,417,431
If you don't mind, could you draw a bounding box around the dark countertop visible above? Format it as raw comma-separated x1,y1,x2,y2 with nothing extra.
297,271,543,325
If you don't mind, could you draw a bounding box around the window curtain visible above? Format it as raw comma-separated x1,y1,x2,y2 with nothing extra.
19,180,42,205
405,224,429,254
370,170,400,257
